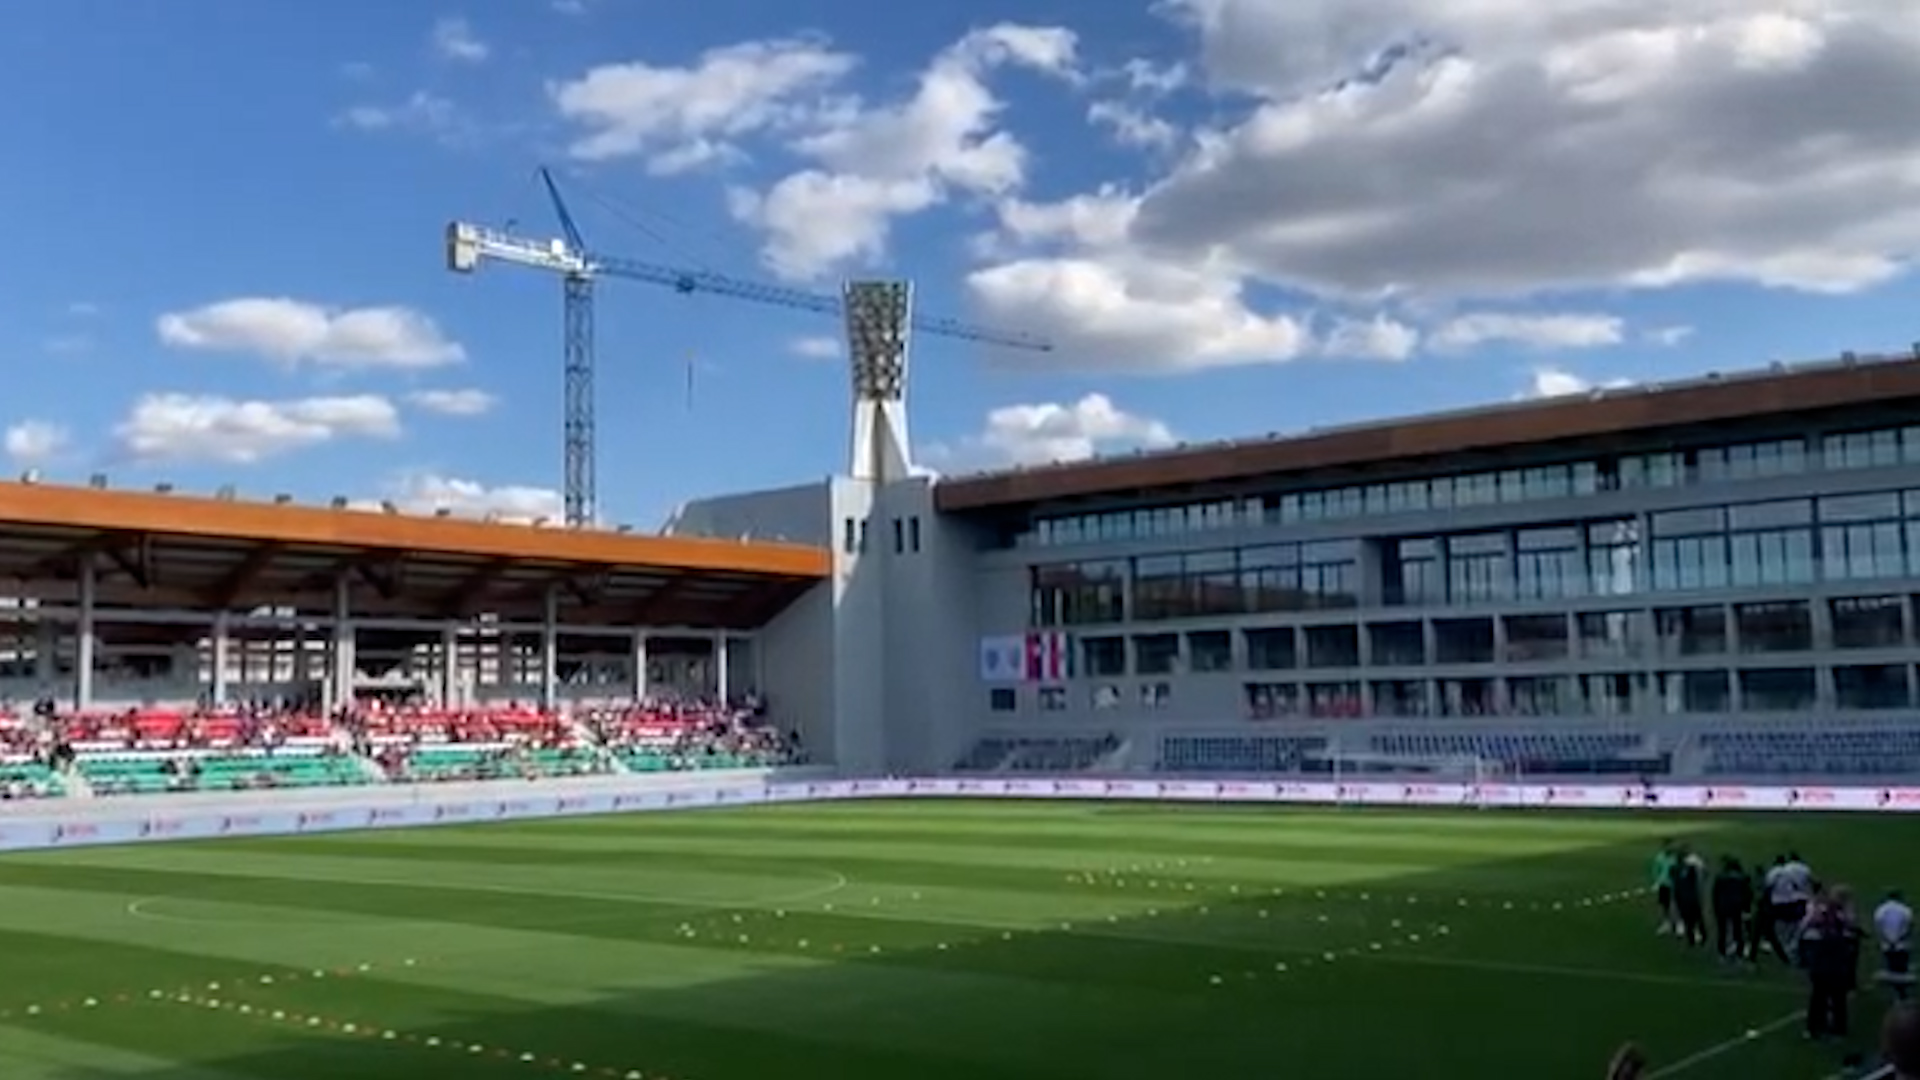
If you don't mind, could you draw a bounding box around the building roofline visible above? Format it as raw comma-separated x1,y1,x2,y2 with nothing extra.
0,481,830,579
932,348,1920,512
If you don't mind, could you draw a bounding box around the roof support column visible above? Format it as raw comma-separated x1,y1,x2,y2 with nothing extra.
33,620,54,693
210,612,232,708
440,626,460,708
75,553,97,712
328,576,355,719
631,631,649,703
540,585,559,713
713,632,729,704
292,627,310,687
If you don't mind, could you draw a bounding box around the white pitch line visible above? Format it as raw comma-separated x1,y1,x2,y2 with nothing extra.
1642,1009,1802,1079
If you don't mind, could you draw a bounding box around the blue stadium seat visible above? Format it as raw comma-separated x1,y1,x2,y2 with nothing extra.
1696,726,1920,777
1156,735,1328,774
953,735,1119,773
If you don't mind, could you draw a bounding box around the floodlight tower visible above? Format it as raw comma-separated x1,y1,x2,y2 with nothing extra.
843,281,914,483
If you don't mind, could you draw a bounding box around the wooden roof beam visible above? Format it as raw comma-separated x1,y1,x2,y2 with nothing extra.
204,542,285,608
631,576,700,625
436,557,517,618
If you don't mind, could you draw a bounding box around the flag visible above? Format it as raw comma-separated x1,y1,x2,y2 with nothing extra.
978,636,1026,683
1025,631,1068,682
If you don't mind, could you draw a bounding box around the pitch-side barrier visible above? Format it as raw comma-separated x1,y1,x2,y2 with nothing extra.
4,774,1920,853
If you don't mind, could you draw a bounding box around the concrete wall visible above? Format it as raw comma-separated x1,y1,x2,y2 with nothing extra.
664,481,834,547
758,582,836,757
828,477,887,774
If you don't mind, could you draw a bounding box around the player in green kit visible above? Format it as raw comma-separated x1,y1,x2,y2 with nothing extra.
1653,840,1679,936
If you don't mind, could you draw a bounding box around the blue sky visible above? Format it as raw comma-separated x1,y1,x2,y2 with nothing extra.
2,0,1917,528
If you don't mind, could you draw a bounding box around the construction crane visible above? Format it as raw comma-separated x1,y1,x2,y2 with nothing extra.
446,167,1052,527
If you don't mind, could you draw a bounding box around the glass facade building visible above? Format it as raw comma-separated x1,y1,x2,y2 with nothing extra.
982,405,1920,732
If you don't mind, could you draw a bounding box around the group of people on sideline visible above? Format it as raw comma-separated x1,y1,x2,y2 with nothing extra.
1650,839,1913,1051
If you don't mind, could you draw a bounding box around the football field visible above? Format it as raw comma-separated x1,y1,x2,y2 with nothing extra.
0,799,1909,1079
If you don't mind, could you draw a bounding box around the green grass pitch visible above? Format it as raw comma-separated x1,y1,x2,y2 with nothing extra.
0,799,1911,1079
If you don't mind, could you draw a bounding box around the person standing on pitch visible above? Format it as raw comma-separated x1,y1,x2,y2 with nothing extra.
1652,840,1679,935
1877,889,1915,1002
1761,855,1796,962
1802,885,1864,1041
1672,844,1708,948
1782,851,1817,951
1712,856,1755,965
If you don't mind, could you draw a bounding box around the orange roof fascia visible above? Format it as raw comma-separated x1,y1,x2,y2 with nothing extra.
0,483,829,579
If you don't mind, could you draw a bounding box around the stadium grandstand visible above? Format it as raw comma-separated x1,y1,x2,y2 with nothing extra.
905,349,1920,785
0,479,824,800
11,349,1920,797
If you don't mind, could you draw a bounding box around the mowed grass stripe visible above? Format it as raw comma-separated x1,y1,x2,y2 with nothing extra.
224,818,1582,867
183,835,1472,897
488,802,1675,850
0,867,1411,997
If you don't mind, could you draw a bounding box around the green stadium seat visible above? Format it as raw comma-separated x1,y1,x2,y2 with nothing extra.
76,753,369,794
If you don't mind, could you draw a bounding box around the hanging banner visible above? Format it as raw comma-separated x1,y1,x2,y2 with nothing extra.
978,635,1026,682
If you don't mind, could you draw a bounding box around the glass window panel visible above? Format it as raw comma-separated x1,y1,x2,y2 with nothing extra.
1240,544,1299,568
1821,492,1902,523
1651,507,1726,536
1729,499,1812,530
1517,526,1580,550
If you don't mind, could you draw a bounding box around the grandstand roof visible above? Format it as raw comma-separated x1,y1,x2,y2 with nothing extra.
0,482,828,629
933,350,1920,512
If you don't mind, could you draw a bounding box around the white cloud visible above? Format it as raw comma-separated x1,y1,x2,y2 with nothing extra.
1114,58,1190,96
1430,312,1625,353
1088,101,1180,149
730,24,1081,280
1128,0,1920,299
430,17,489,63
928,393,1176,468
5,420,70,466
551,39,857,169
407,388,496,416
1323,314,1419,360
1524,366,1635,399
380,471,564,522
969,255,1308,371
1648,324,1697,346
114,394,400,465
966,184,1308,370
789,335,839,359
157,297,464,369
333,92,473,145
